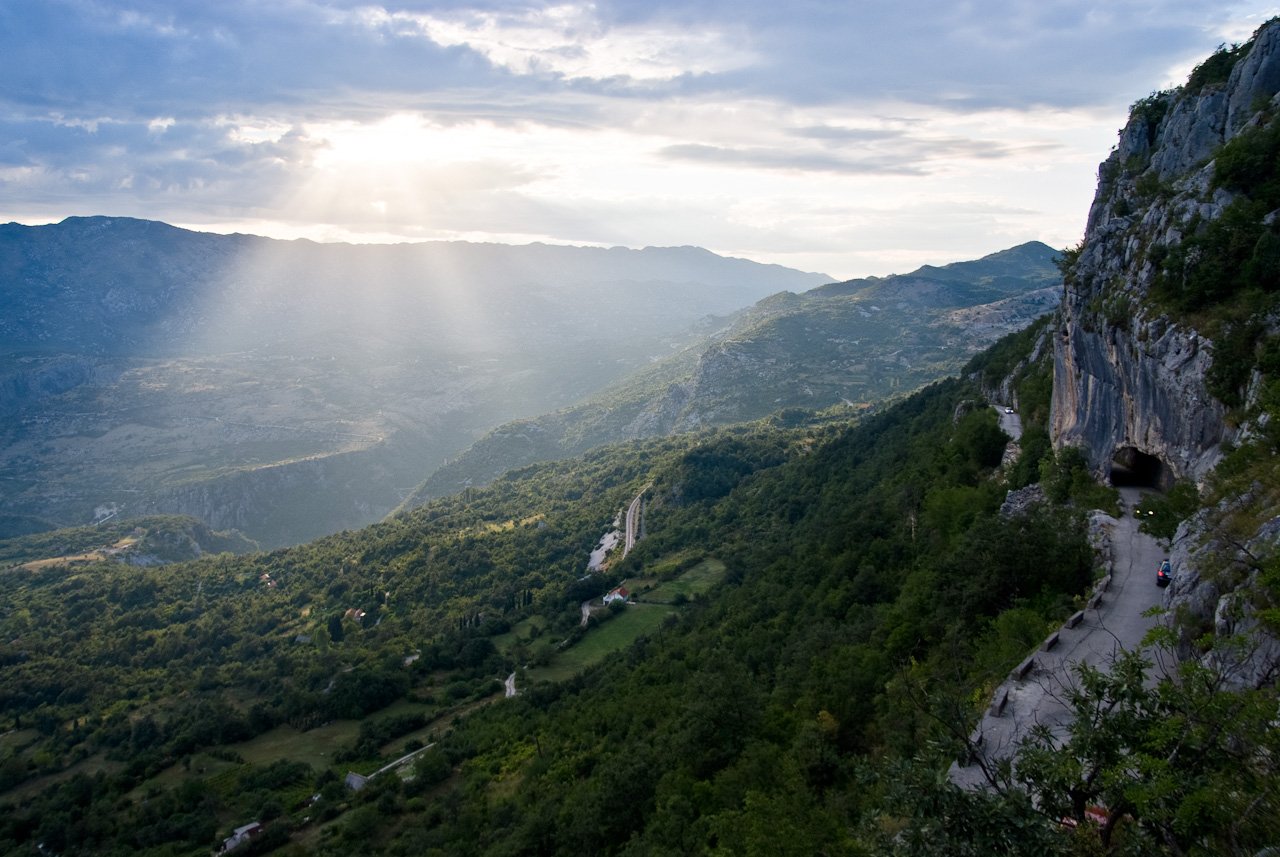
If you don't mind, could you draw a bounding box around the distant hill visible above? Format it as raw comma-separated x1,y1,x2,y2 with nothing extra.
0,217,829,547
0,216,831,357
401,241,1060,507
808,241,1059,301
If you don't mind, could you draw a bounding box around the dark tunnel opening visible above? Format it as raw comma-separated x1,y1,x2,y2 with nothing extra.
1109,446,1171,490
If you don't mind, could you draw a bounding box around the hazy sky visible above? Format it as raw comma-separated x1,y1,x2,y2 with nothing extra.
1,1,1274,278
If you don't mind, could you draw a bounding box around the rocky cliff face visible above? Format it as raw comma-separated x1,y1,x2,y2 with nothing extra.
1051,23,1280,485
1053,21,1280,685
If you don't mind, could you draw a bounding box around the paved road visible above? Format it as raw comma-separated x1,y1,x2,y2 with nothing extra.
623,485,649,557
995,404,1023,442
951,487,1167,788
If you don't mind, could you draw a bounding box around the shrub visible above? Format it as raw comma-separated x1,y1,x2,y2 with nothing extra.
1187,42,1248,94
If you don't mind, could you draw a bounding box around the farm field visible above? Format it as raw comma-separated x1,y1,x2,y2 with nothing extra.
527,603,678,683
640,558,726,603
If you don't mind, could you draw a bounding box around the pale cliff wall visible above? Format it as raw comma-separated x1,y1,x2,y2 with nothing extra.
1051,22,1280,484
1051,21,1280,684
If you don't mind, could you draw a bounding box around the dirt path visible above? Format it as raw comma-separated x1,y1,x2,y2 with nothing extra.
504,672,517,698
951,487,1167,788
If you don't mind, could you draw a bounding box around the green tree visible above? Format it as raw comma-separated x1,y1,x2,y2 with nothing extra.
1014,647,1280,853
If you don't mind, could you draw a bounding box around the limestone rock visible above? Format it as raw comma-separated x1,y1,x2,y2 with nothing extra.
1164,507,1280,685
999,484,1046,519
1049,23,1280,486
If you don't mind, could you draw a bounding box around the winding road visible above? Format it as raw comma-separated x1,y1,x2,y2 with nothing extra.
623,484,649,557
995,404,1022,441
951,487,1168,788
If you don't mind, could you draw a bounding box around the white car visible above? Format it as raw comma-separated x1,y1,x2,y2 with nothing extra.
1004,407,1014,414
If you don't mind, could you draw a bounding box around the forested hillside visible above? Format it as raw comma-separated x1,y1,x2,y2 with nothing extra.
0,335,1115,854
403,242,1060,508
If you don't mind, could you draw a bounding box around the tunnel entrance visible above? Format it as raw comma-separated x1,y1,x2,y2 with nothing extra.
1109,447,1171,490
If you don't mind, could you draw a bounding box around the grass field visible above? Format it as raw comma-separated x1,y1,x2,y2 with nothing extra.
231,719,363,771
527,603,678,683
642,558,726,603
491,615,548,654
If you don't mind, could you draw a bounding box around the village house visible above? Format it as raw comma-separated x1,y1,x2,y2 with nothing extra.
217,821,262,854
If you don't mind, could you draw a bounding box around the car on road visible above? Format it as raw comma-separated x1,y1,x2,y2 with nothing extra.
1004,407,1014,414
1157,559,1172,587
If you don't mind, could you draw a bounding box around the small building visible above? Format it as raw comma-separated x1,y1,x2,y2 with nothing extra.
603,586,629,605
345,771,369,791
218,821,262,854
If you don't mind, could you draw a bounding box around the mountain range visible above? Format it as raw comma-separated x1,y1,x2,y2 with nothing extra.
0,218,828,546
0,219,1055,546
404,241,1060,506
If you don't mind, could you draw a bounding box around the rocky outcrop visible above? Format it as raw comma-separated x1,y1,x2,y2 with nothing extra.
1052,312,1226,485
1164,505,1280,690
999,484,1045,518
1050,26,1280,484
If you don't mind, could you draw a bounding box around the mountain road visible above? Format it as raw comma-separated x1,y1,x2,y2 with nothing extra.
995,404,1022,442
951,486,1167,788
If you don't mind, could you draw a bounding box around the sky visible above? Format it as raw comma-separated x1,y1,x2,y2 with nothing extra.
1,1,1276,279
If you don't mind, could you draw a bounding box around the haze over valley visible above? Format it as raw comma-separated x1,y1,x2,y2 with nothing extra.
0,216,829,546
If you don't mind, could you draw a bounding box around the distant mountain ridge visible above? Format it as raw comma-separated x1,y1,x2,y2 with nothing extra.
0,216,831,357
809,241,1059,302
401,241,1061,507
0,217,829,546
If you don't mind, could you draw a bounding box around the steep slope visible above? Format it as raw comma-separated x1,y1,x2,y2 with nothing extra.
404,242,1059,505
0,218,828,546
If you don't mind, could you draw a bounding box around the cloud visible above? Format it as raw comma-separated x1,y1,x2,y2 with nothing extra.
661,132,1060,176
1,0,1276,278
3,0,1262,125
364,3,757,82
661,143,928,176
600,0,1267,109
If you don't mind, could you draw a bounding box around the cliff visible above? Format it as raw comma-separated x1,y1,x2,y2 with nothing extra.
1050,25,1280,485
1052,21,1280,685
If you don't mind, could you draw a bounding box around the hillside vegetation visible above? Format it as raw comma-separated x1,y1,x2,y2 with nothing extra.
404,242,1060,507
0,348,1145,854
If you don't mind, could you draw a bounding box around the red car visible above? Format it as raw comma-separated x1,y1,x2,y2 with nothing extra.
1157,560,1172,587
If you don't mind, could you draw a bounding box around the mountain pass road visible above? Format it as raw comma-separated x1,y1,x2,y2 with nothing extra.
995,404,1022,442
951,486,1168,788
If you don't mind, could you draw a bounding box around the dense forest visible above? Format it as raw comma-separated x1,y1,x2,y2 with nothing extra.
1,294,1278,854
0,318,1117,852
